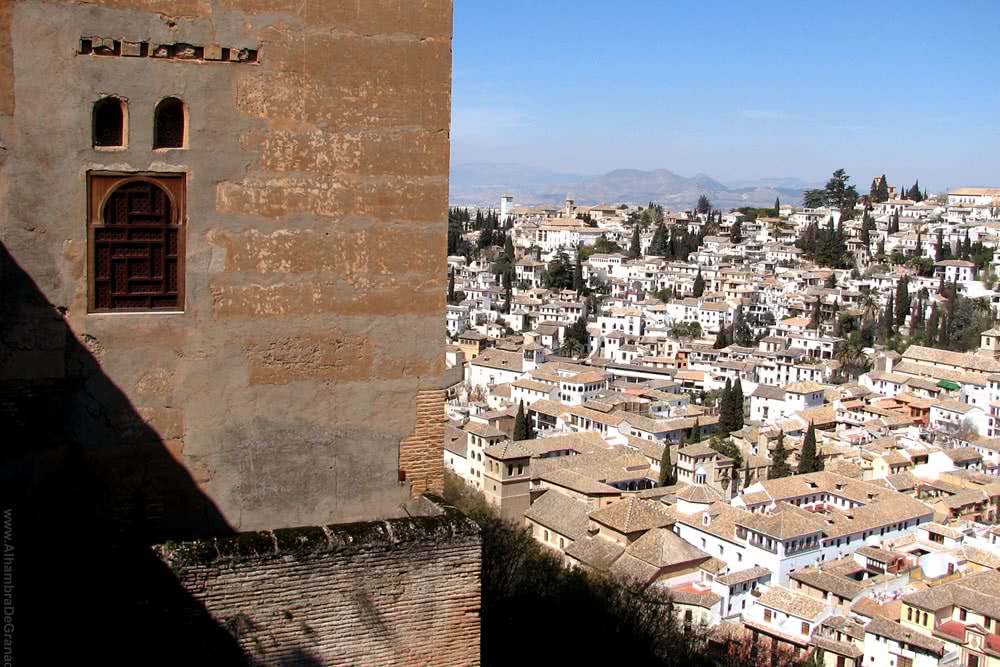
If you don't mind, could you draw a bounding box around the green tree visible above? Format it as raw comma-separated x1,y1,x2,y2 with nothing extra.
513,401,528,441
658,443,676,486
687,418,701,445
895,277,910,327
805,169,859,216
770,430,791,479
649,223,667,256
714,326,730,349
880,294,895,342
798,422,820,474
628,224,641,259
718,379,733,433
871,174,890,203
773,196,780,215
573,246,584,292
730,378,745,432
696,195,712,215
543,251,574,289
692,269,705,297
447,269,456,304
730,217,743,244
560,337,582,358
734,306,754,347
565,313,589,353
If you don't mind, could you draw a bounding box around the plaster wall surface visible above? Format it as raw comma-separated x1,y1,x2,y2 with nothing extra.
0,0,453,533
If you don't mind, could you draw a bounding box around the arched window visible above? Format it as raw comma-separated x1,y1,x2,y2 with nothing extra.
89,175,186,311
153,97,185,149
93,97,125,147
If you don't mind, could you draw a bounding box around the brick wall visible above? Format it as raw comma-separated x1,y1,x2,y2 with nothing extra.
157,498,481,666
399,388,448,498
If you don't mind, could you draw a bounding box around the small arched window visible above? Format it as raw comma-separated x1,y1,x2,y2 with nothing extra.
153,97,185,149
93,97,126,147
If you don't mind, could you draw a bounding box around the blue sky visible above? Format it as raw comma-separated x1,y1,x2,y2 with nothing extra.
451,1,1000,192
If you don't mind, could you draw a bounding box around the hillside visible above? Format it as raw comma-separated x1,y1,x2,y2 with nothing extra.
450,163,805,209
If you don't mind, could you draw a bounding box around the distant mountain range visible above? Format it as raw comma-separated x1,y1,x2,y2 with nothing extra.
449,163,817,210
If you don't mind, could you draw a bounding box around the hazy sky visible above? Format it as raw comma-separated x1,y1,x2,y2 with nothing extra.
451,1,1000,191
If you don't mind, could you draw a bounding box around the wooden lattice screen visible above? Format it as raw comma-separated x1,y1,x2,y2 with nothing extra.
89,174,185,311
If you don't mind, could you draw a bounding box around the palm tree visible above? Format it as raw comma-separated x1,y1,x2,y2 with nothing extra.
560,337,582,358
860,292,880,323
836,344,871,381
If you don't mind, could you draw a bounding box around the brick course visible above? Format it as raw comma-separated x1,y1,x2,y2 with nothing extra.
158,499,481,666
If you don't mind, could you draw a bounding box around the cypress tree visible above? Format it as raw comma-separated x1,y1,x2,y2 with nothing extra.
658,443,676,486
895,277,910,327
714,326,730,349
629,224,641,259
962,232,971,260
742,462,752,491
881,294,894,342
730,218,743,244
770,430,791,479
513,401,528,441
719,379,733,434
687,418,701,445
774,196,780,215
935,228,945,262
693,269,705,297
926,304,939,344
798,422,819,474
573,247,584,292
731,378,745,432
447,269,456,304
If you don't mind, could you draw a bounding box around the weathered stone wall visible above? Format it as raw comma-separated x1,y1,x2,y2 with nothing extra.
158,499,481,666
0,0,453,532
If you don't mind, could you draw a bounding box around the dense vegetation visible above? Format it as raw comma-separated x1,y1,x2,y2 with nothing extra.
443,473,722,666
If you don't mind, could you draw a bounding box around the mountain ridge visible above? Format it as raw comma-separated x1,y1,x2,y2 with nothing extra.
450,163,806,209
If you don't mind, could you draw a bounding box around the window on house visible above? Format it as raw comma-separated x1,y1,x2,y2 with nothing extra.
93,97,126,147
88,174,185,311
959,608,967,621
801,622,809,635
764,609,772,622
153,97,186,148
544,530,549,541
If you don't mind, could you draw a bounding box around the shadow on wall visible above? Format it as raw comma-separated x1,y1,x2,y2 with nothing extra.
0,244,323,666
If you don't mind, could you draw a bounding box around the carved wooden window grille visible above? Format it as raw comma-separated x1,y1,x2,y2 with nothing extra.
88,174,185,312
153,97,185,149
93,97,125,147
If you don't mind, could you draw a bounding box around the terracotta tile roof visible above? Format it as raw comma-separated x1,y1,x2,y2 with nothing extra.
484,440,534,461
864,617,945,656
463,421,507,439
564,536,625,570
616,527,710,572
790,568,864,601
738,504,826,539
524,490,590,540
902,345,1000,374
676,484,724,504
758,586,828,620
902,570,1000,619
717,566,771,587
535,468,622,497
589,496,675,534
471,348,525,373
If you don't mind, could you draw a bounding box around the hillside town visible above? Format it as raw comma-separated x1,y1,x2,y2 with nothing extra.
444,175,1000,667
